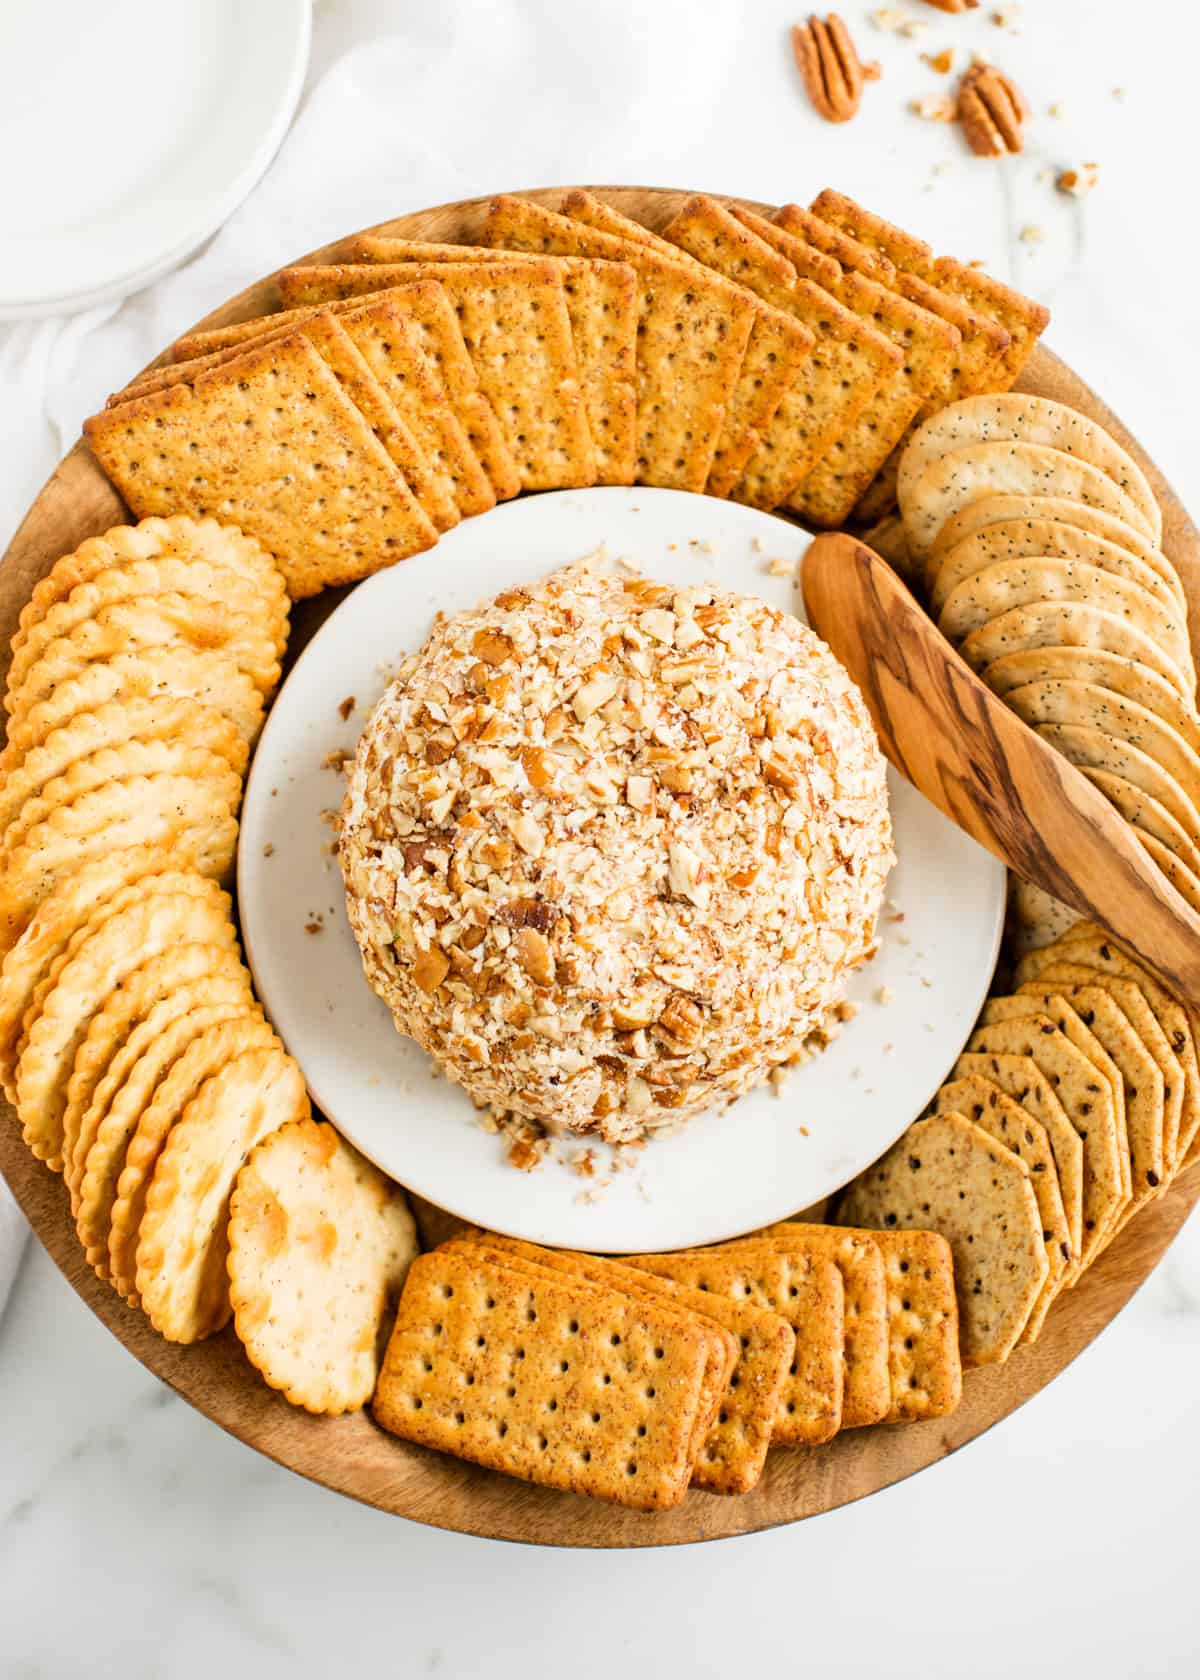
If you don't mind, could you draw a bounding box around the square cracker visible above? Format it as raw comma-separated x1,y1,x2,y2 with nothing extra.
733,207,961,526
557,191,814,498
85,333,438,598
372,1247,711,1511
480,193,755,493
450,1234,792,1496
630,1246,844,1445
659,195,898,508
720,1225,890,1428
829,1226,962,1421
839,1113,1047,1367
277,260,596,492
354,238,639,487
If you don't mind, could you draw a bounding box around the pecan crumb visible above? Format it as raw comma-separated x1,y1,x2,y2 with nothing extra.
911,93,957,121
1020,224,1045,244
921,48,955,74
322,748,353,773
1057,163,1099,197
305,917,324,936
338,695,356,721
262,843,275,859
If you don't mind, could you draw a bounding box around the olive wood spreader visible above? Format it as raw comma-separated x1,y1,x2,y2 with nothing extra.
801,531,1200,1005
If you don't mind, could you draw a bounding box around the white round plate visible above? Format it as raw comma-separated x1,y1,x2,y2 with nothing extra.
0,0,310,317
239,488,1005,1251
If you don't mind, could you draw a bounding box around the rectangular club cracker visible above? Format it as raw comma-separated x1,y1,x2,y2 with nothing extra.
84,333,439,599
480,193,755,493
354,239,640,487
660,195,897,507
630,1246,845,1445
832,1227,962,1421
449,1234,792,1496
556,191,815,498
372,1247,711,1510
277,260,597,492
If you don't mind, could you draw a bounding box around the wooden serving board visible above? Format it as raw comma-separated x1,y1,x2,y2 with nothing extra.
3,187,1199,1548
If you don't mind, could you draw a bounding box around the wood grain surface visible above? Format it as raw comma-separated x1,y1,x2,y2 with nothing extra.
3,186,1199,1548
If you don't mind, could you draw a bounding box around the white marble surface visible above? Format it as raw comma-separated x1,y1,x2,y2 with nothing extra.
2,1,1200,1674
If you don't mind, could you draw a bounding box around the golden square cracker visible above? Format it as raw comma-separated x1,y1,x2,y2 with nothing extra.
373,1247,711,1511
277,260,597,492
631,1246,845,1445
354,239,640,488
13,874,234,1171
829,1226,961,1421
480,194,755,492
136,1045,310,1341
85,333,440,599
932,1074,1072,1345
229,1118,419,1415
725,1225,891,1428
773,200,901,285
551,195,814,498
840,1113,1047,1368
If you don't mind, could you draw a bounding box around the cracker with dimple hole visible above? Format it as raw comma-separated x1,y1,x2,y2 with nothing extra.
278,259,596,493
229,1117,418,1415
952,1052,1085,1267
932,1075,1071,1344
0,698,246,839
455,1233,791,1496
840,1113,1046,1367
630,1246,844,1444
716,1225,890,1429
443,1237,734,1480
65,953,253,1208
932,520,1184,621
373,1250,712,1511
966,1016,1126,1263
479,194,756,493
730,206,962,526
353,242,640,488
135,1046,309,1342
6,557,284,703
937,557,1192,682
827,1226,961,1422
983,650,1200,761
1034,724,1200,853
0,846,185,1099
558,197,815,498
930,495,1171,578
85,333,439,599
659,195,897,507
4,648,265,758
900,395,1160,546
959,602,1192,703
102,1012,277,1295
2,740,242,860
903,441,1154,564
14,877,233,1170
0,775,239,949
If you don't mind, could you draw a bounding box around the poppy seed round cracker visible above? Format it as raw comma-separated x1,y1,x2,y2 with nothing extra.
982,649,1200,761
1034,723,1200,854
928,494,1169,574
960,602,1192,706
931,519,1184,620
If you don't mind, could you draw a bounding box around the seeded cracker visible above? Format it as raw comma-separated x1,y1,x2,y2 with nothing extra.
960,601,1193,705
828,1226,961,1421
983,651,1199,757
930,494,1170,578
373,1247,711,1510
932,520,1183,622
85,333,439,598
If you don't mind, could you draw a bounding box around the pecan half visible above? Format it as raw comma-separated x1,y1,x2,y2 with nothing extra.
957,60,1026,155
792,15,881,124
920,0,979,13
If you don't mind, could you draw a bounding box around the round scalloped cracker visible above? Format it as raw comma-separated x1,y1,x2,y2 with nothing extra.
981,648,1200,763
1082,769,1200,883
0,696,247,836
902,441,1153,565
4,596,280,721
77,1005,268,1280
136,1046,310,1343
106,1013,279,1296
14,516,288,652
0,773,239,947
928,494,1176,575
959,601,1193,703
1138,831,1200,916
64,949,254,1207
13,875,234,1169
0,846,185,1100
898,394,1161,551
228,1117,418,1414
2,740,243,860
938,557,1193,683
1035,722,1200,852
3,648,264,761
930,519,1185,621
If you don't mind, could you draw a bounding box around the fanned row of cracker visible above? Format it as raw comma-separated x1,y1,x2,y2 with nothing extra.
373,1222,960,1509
83,191,1046,599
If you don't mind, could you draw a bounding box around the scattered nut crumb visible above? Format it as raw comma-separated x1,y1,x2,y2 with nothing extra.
991,3,1021,27
1112,86,1126,101
900,19,929,37
338,695,356,721
765,555,796,578
262,843,274,859
869,7,908,29
1048,100,1065,118
798,1124,810,1138
507,1133,547,1172
322,748,353,773
920,976,934,988
875,985,894,1005
922,48,955,74
570,1148,596,1179
911,93,958,121
305,917,324,935
751,536,763,553
1057,162,1099,197
1019,224,1045,245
